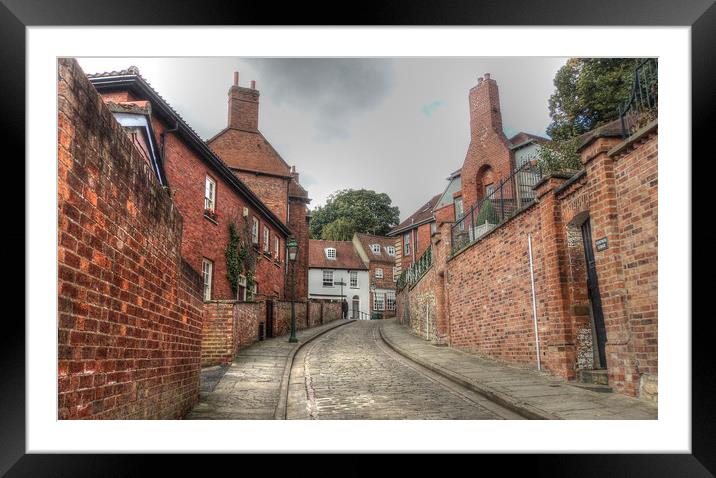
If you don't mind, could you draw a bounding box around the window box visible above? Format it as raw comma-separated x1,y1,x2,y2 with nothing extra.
204,209,220,223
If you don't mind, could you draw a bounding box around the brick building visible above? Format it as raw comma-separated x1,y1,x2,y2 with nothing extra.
207,72,311,301
387,194,440,275
395,72,658,401
352,233,398,318
89,68,292,303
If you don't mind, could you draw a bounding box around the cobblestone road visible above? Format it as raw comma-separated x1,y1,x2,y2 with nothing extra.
286,321,523,419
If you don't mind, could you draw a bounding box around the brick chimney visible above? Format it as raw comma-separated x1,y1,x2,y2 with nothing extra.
228,71,259,132
469,73,503,137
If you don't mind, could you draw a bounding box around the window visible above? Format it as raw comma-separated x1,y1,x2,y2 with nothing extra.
202,258,213,301
370,244,381,254
325,248,336,260
455,198,464,218
386,246,395,256
322,270,334,287
374,292,385,311
274,236,280,260
238,274,247,301
393,266,398,282
386,291,396,311
485,183,495,197
204,176,216,212
251,217,259,244
431,222,437,234
375,268,383,279
403,233,410,255
248,281,258,301
350,271,358,288
263,226,270,253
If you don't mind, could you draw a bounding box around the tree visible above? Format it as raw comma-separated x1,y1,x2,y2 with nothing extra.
546,58,649,141
310,189,400,240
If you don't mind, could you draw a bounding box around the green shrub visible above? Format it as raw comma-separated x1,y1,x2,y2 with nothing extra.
475,199,497,226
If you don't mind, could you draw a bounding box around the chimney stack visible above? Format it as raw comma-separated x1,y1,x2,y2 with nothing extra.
227,71,260,132
468,73,503,137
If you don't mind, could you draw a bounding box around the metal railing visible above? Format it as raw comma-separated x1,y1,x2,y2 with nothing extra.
396,246,432,291
450,162,542,254
618,58,658,138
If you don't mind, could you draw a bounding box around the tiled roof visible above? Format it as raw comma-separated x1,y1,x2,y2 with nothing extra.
309,240,367,270
388,194,441,236
87,66,292,236
354,234,396,264
508,132,549,149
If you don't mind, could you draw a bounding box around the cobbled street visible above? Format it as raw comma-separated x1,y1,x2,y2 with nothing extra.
285,321,522,420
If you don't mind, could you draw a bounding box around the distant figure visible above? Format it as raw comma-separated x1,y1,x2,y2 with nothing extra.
341,300,348,320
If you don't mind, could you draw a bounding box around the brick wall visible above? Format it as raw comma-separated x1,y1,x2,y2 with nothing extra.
396,124,658,400
201,300,265,367
57,59,204,419
288,198,310,300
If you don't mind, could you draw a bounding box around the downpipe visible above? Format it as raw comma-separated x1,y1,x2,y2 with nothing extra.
528,234,541,372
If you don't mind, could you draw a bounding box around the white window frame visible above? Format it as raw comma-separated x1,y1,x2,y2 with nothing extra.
350,271,358,288
325,248,336,260
322,270,334,287
263,225,270,253
403,233,410,256
248,281,257,301
370,244,381,254
274,236,280,260
252,217,259,244
202,258,213,301
238,274,247,301
386,246,395,256
374,292,385,311
205,176,216,212
393,266,398,282
386,291,396,311
375,267,384,279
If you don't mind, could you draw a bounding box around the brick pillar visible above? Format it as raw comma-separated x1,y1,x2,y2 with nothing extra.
534,176,574,378
580,137,638,395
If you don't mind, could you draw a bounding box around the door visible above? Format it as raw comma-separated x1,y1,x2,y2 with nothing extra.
352,296,359,320
266,300,274,338
581,219,607,369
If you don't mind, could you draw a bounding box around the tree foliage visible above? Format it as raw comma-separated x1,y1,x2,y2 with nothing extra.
546,58,648,141
225,218,257,300
536,137,582,175
310,189,400,241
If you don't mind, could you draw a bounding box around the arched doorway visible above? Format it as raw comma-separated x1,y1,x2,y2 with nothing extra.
352,295,360,320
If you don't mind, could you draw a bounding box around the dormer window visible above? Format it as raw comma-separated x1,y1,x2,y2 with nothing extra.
386,246,395,256
325,248,336,260
370,244,381,254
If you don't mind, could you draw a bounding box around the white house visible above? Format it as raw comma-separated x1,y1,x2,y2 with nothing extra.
308,240,370,320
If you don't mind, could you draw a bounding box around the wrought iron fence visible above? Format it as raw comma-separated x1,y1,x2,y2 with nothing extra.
450,162,542,254
396,246,432,291
619,58,658,138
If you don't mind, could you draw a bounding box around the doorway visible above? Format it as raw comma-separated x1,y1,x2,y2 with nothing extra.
580,219,607,368
352,296,360,320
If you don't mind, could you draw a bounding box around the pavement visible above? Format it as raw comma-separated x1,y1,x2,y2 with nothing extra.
185,319,352,420
379,318,658,420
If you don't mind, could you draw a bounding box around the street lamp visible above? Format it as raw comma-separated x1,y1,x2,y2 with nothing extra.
287,238,299,343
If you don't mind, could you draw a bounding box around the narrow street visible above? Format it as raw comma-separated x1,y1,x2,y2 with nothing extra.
286,321,522,419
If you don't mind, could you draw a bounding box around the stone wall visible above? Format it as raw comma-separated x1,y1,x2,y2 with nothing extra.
57,59,204,419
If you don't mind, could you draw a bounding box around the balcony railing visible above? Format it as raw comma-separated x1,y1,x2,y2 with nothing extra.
396,246,432,291
450,161,542,255
619,58,658,138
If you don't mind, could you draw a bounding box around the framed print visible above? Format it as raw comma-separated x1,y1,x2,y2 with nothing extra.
4,0,713,474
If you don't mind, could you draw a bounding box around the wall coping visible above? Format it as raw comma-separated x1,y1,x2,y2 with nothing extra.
608,120,658,158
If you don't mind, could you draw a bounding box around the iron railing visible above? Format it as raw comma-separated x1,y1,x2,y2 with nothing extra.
618,58,658,138
450,161,542,254
396,246,432,291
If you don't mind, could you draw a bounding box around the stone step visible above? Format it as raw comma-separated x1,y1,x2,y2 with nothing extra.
577,369,610,386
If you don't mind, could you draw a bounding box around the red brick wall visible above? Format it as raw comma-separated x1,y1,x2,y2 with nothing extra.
234,171,289,225
57,59,204,419
461,76,514,211
228,85,259,132
147,116,287,301
288,199,310,300
201,300,265,366
397,222,434,271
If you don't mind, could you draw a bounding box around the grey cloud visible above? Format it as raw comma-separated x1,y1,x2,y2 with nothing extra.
247,59,395,140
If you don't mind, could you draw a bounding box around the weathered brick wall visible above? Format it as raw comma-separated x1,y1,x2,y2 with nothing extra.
201,300,265,366
288,199,310,300
322,301,342,323
398,266,438,341
274,300,308,337
57,59,204,419
234,172,289,225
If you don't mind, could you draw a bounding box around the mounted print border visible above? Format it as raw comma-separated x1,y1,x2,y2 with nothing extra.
4,0,712,473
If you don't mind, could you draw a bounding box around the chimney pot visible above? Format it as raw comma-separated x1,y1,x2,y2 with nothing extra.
484,73,491,80
477,77,483,85
233,72,239,86
251,80,256,89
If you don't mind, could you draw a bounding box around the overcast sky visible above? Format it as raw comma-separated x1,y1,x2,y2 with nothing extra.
77,57,567,221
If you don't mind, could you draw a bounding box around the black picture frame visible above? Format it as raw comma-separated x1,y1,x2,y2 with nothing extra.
3,0,711,474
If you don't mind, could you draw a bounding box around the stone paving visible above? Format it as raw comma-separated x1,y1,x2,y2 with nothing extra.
286,320,522,419
380,319,658,420
185,319,350,420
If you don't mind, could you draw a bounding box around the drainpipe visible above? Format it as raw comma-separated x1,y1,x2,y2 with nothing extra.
528,233,542,371
160,121,180,168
